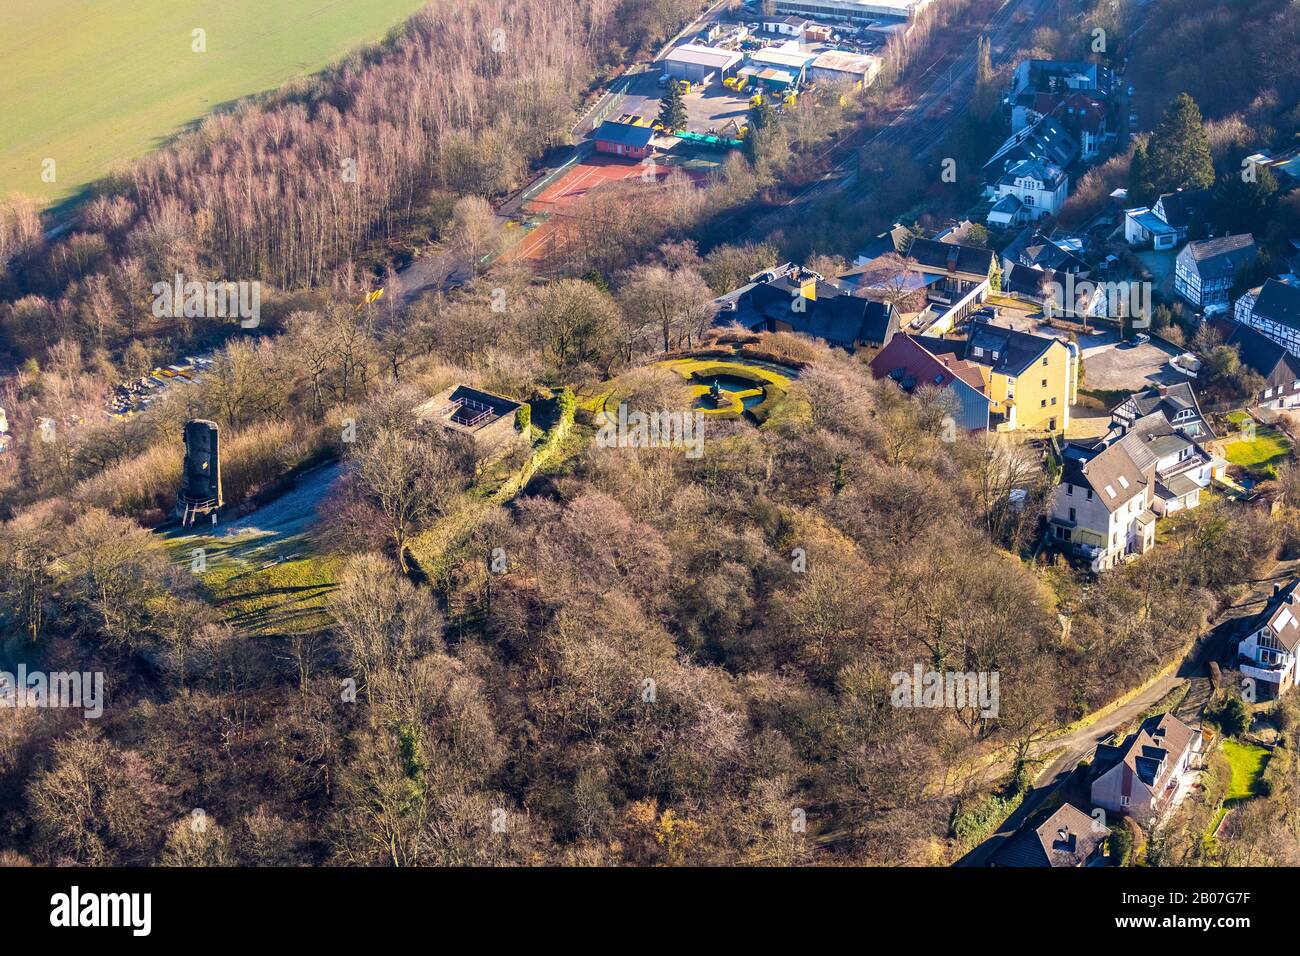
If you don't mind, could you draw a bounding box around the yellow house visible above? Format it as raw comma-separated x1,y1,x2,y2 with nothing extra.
922,318,1078,433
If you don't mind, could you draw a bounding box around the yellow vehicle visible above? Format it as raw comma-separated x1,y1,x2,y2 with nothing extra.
722,75,738,89
677,80,691,94
749,92,762,107
783,90,798,106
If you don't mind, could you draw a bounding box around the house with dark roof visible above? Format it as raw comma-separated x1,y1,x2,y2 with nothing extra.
1111,411,1217,515
992,802,1109,868
921,317,1077,432
1174,233,1257,314
853,222,913,264
1000,227,1088,277
1091,713,1203,824
1110,382,1215,442
1235,278,1300,358
1054,91,1109,159
1008,59,1114,103
868,333,992,432
717,263,900,351
1155,189,1210,242
986,159,1069,226
1050,435,1156,570
982,114,1079,183
1209,316,1300,410
904,238,997,328
1002,263,1057,304
1238,578,1300,699
1123,188,1210,250
1007,59,1115,163
592,120,655,160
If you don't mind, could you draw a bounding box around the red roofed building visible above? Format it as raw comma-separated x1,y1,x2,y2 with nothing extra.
869,333,991,432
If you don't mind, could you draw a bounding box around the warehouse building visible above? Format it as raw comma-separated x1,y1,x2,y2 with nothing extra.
744,45,818,87
809,50,882,87
662,43,743,86
772,0,930,23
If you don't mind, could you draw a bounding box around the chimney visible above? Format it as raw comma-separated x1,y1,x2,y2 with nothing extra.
1157,385,1168,396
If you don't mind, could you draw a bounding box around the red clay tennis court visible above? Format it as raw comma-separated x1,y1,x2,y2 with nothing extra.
507,155,698,263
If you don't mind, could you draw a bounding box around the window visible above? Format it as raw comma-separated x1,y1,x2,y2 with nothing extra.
1087,488,1093,500
1105,484,1116,499
1118,475,1129,489
1042,358,1048,367
1265,387,1274,398
1041,399,1047,408
1041,379,1048,387
1051,397,1057,405
1067,483,1073,495
972,346,983,357
1120,795,1130,807
1068,507,1076,522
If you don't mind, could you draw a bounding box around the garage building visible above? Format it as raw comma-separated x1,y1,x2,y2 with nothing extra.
662,43,743,86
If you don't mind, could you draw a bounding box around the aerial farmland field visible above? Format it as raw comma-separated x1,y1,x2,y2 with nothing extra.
0,0,426,211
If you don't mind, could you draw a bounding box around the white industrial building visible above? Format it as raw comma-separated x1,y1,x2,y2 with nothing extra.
771,0,931,23
662,44,743,86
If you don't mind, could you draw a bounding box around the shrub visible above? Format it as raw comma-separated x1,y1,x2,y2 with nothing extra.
515,403,531,431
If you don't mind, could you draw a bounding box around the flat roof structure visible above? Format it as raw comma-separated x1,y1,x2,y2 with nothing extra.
810,50,882,80
414,385,520,436
748,47,818,71
774,0,930,21
663,43,744,72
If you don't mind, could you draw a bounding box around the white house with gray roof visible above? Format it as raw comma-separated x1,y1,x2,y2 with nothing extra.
1238,579,1300,699
987,159,1069,226
1091,713,1203,824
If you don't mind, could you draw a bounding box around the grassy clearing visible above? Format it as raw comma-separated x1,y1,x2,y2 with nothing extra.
1221,739,1269,802
1,0,425,209
163,462,343,636
1223,425,1292,477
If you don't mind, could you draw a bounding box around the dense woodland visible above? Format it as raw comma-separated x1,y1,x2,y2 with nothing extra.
0,0,1293,866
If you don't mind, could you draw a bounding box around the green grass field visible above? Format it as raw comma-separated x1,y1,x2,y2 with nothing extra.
1,0,427,210
1221,739,1269,802
1224,424,1292,477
